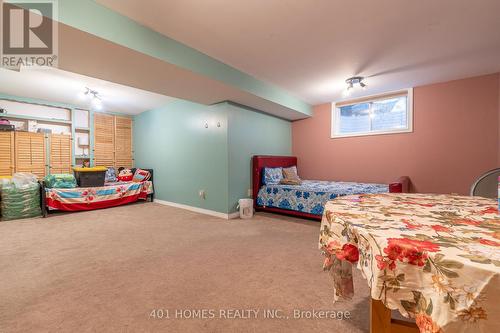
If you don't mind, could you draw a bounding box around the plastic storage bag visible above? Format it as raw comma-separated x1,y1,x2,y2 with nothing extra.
0,173,41,221
44,174,77,189
11,173,38,189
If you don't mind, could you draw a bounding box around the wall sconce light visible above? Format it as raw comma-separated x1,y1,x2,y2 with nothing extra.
205,122,209,128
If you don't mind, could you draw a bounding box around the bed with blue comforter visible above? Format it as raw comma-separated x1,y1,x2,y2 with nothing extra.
256,180,388,216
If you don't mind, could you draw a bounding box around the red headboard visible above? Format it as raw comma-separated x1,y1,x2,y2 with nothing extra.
252,155,297,208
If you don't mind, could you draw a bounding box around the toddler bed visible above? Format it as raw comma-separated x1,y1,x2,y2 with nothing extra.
252,156,409,220
40,168,154,217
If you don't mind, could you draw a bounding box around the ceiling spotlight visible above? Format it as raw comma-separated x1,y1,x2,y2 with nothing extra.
343,76,367,96
81,87,103,110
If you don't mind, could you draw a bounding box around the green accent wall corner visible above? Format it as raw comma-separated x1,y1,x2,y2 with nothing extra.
133,100,229,213
133,100,291,214
227,103,291,213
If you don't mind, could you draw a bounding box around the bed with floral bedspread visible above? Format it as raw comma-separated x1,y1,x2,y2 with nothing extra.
256,180,388,216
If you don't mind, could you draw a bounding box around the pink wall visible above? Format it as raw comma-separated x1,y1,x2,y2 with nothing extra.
292,73,500,195
498,78,500,165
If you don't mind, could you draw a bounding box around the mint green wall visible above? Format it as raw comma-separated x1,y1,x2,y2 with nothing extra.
134,101,292,214
227,104,292,213
133,100,229,213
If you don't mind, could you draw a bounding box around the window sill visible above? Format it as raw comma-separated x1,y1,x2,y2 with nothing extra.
330,128,413,139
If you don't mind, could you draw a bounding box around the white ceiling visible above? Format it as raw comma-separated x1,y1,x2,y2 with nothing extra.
97,0,500,105
0,67,175,114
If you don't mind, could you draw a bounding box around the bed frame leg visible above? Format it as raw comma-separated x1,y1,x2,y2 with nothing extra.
39,180,48,218
371,299,391,333
389,176,410,193
371,299,419,333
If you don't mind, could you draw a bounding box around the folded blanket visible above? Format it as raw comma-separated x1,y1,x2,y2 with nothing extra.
44,174,77,189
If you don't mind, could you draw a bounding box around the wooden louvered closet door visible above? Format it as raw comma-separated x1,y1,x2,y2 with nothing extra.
114,116,133,169
15,132,46,178
49,134,72,174
94,113,115,167
0,132,15,176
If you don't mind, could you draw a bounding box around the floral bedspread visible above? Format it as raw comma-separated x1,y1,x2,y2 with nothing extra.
319,193,500,333
46,181,153,211
256,180,388,215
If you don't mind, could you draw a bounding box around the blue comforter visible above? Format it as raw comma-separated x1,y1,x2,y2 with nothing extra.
256,180,388,216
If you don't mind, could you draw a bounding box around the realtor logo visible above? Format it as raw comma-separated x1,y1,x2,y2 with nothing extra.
1,0,58,68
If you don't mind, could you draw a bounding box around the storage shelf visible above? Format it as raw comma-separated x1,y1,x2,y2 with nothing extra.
75,155,91,159
2,114,72,124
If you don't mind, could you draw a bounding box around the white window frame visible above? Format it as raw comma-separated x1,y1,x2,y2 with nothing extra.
331,88,413,139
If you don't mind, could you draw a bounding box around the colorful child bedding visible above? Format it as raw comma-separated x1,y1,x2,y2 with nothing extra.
105,167,117,183
132,169,151,182
256,180,388,216
45,181,153,211
117,169,133,182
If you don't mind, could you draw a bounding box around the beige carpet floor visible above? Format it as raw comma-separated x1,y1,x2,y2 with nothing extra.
0,202,370,333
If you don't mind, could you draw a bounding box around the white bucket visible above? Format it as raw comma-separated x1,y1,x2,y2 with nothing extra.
238,198,254,219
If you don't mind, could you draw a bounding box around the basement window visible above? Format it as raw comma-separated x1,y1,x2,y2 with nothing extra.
331,89,413,138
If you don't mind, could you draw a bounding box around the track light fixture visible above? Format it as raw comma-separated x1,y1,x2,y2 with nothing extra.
343,76,367,97
79,87,103,110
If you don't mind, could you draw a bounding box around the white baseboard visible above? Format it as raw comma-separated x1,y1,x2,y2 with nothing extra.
227,211,241,219
154,199,240,220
